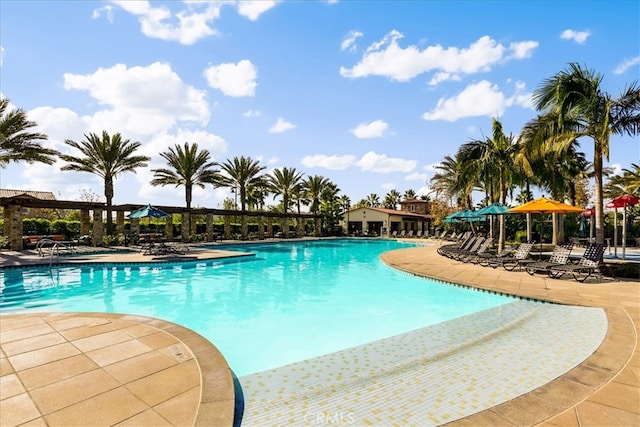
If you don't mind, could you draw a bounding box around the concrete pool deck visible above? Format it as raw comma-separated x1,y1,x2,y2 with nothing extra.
0,240,638,426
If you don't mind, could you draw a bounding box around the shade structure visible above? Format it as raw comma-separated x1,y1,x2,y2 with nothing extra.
475,202,509,216
508,197,584,215
606,194,639,259
508,197,583,257
127,204,171,219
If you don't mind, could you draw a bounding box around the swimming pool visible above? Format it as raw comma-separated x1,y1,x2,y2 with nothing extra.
0,239,513,376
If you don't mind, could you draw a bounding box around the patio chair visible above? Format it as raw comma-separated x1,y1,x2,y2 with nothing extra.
474,244,517,267
488,242,534,271
523,243,574,276
437,234,477,258
548,243,606,282
460,238,494,263
415,230,423,238
449,236,487,261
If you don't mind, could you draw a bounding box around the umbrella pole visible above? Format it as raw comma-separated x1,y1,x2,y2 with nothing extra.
622,205,627,260
526,213,532,243
613,208,618,258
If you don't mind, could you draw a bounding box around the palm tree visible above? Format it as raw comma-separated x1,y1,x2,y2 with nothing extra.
531,63,640,244
430,155,473,208
383,189,402,209
403,189,417,200
457,118,519,251
61,131,150,235
0,98,58,168
605,163,640,196
268,167,304,237
304,175,330,236
151,142,219,239
217,156,266,239
365,193,381,207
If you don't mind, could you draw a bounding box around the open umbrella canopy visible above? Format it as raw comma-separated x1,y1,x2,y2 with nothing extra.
581,207,595,217
475,202,509,216
606,194,639,208
507,197,583,214
127,204,171,219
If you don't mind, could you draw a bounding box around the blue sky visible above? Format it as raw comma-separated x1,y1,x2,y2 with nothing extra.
1,0,639,209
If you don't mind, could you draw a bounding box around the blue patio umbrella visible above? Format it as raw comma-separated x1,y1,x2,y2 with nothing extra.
475,202,509,216
127,204,171,234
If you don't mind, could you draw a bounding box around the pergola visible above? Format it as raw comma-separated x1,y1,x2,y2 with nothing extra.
1,193,319,251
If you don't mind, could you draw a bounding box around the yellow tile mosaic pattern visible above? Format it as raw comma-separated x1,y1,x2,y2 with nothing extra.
239,300,607,426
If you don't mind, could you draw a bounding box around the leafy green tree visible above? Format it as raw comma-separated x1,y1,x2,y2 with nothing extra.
151,142,219,238
61,131,150,235
530,63,640,244
268,167,304,236
0,98,58,167
217,156,266,239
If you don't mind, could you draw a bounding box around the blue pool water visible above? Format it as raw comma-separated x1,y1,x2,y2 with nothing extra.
0,239,512,376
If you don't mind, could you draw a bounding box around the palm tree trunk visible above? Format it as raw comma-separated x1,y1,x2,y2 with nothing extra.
105,177,114,236
594,143,604,244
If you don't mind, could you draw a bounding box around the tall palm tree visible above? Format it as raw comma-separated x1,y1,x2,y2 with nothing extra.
430,155,473,208
365,193,381,207
403,189,417,200
457,118,519,251
151,142,219,238
383,189,402,209
531,63,640,244
217,156,266,239
61,131,150,235
605,163,640,196
0,98,58,168
268,167,304,237
304,175,330,236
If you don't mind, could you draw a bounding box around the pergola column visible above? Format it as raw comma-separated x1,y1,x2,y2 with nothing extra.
182,212,190,242
130,218,140,243
80,210,90,236
267,217,273,238
206,214,214,241
258,215,264,240
297,216,304,237
224,215,231,240
92,209,103,247
165,216,173,240
7,205,24,251
116,211,125,236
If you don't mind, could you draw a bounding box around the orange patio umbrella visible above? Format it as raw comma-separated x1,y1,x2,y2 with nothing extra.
508,197,584,256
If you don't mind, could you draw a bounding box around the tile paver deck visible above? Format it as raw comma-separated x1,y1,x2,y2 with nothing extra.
0,239,638,426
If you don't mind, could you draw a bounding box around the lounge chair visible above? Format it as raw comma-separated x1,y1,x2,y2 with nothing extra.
548,243,606,282
474,244,517,267
391,230,398,238
449,236,487,261
437,234,477,258
415,230,423,238
488,242,534,271
461,238,494,264
523,243,574,276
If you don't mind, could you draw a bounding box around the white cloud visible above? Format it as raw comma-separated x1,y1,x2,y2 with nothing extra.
204,60,258,97
614,56,640,75
243,109,263,117
63,62,210,135
340,32,538,83
422,80,533,122
0,46,5,67
28,106,88,148
341,30,363,52
351,119,388,138
302,154,357,170
108,0,222,45
92,5,114,23
560,29,591,44
236,0,278,21
356,151,416,173
106,1,277,45
269,117,296,133
405,172,428,182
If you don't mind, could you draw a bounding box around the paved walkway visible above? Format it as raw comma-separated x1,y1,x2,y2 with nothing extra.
1,240,638,426
381,243,639,426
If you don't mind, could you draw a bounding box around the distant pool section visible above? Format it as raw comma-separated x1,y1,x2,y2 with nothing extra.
1,239,514,376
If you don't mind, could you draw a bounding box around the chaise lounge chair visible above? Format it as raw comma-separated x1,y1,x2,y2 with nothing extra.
523,243,574,276
461,238,494,264
488,242,534,271
548,243,606,282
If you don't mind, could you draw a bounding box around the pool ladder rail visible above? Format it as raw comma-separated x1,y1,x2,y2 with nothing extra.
35,238,76,266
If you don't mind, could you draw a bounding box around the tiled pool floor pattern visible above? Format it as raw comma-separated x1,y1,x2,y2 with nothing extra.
239,301,607,426
0,240,638,426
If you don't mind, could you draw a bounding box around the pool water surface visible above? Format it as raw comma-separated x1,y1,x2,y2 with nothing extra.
0,239,513,376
